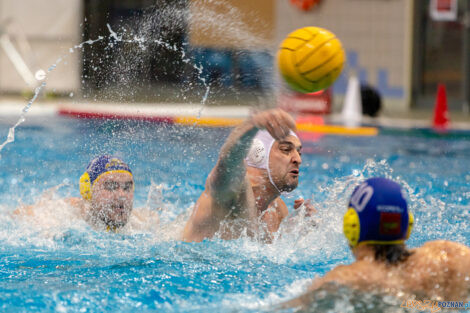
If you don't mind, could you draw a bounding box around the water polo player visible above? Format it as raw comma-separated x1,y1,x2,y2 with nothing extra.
78,155,135,231
14,155,160,233
284,177,470,309
183,108,315,242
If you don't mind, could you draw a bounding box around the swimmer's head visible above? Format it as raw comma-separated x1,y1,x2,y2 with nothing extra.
343,177,414,248
245,129,302,193
80,155,134,229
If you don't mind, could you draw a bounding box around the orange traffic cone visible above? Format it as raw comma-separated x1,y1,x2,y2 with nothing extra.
433,84,449,130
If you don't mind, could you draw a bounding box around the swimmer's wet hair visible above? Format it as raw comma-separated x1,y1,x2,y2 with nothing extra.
372,244,413,265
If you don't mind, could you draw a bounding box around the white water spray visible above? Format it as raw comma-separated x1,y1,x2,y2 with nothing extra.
0,35,105,157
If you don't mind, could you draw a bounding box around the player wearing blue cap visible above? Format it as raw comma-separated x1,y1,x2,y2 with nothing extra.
76,155,135,231
15,155,159,232
183,109,315,242
284,177,470,308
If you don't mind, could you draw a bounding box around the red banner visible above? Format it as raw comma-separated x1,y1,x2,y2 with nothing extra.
290,0,320,11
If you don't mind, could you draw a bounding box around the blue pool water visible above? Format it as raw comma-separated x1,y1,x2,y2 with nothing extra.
0,115,469,312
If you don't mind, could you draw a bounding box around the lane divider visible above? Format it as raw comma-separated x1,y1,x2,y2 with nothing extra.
174,116,245,127
58,108,378,136
296,123,378,136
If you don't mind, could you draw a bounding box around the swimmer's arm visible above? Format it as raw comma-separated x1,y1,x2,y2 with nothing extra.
65,197,83,208
209,121,259,203
260,198,289,235
12,204,35,216
273,197,289,221
12,197,80,217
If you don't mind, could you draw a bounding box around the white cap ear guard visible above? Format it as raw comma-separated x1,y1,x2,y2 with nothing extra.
246,138,268,169
245,129,299,194
245,130,275,170
245,129,299,170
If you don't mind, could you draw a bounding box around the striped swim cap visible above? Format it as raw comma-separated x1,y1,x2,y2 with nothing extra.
79,155,133,200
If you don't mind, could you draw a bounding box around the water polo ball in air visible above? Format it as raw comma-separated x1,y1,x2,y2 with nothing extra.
278,26,345,93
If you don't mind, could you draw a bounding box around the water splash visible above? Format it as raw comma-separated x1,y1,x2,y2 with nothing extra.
105,22,212,107
0,82,45,157
0,1,277,156
0,34,105,157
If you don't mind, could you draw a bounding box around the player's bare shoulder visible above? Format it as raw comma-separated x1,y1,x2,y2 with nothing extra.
415,240,470,262
410,240,470,295
422,239,470,252
314,263,368,289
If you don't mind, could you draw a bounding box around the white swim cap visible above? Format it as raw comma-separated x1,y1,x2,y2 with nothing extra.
245,129,298,193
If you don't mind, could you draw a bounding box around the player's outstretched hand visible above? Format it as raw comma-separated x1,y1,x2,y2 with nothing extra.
250,109,296,140
294,198,317,217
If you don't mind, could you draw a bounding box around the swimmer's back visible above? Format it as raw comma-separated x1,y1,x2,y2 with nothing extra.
309,240,470,299
405,240,470,298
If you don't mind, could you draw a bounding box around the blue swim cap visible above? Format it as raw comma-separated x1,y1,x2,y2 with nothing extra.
79,155,133,200
343,177,413,247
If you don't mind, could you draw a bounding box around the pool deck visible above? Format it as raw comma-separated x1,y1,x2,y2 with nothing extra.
1,98,470,133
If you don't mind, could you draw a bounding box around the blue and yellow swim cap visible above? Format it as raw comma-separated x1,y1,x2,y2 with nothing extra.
343,177,413,247
79,155,133,200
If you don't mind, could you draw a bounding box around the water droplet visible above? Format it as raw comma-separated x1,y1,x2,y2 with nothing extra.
35,69,46,81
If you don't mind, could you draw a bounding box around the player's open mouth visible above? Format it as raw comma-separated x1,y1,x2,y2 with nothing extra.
290,169,299,175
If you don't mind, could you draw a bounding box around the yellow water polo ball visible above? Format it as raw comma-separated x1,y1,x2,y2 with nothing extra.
278,26,345,93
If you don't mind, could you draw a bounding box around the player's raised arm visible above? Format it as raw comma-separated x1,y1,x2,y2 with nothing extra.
207,109,296,206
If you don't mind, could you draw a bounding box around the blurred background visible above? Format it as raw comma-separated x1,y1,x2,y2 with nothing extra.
0,0,469,116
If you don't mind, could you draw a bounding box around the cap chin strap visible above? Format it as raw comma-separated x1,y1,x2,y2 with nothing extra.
267,168,283,195
264,137,289,196
262,138,278,194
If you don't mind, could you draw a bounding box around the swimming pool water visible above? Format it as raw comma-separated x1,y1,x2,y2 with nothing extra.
0,116,469,312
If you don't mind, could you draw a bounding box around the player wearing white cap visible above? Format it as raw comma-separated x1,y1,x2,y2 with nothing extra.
183,109,311,242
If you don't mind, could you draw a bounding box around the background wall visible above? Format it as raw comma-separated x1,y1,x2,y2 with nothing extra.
188,0,413,112
188,0,275,50
0,0,82,93
0,0,415,112
276,0,412,112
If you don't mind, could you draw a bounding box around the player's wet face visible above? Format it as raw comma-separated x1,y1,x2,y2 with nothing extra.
91,172,134,228
269,135,302,192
